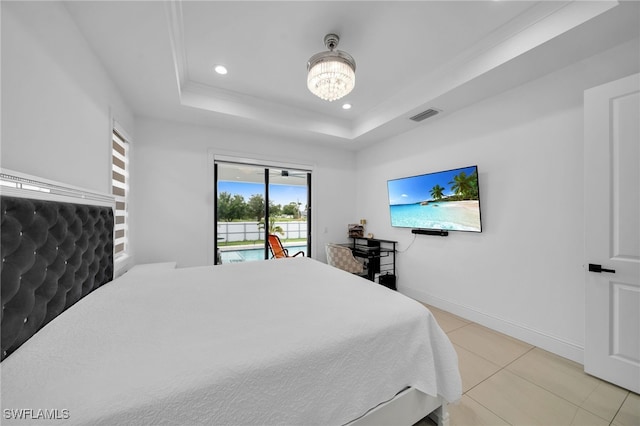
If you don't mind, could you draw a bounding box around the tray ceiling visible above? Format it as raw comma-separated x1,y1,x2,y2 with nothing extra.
63,1,637,149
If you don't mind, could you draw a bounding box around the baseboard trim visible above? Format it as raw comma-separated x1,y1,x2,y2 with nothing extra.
400,286,584,364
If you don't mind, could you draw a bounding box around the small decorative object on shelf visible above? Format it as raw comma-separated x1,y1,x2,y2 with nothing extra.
348,223,364,238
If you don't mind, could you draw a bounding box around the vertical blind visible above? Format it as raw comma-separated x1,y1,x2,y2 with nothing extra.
112,130,129,257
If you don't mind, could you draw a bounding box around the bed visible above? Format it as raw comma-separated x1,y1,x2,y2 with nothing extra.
0,172,461,426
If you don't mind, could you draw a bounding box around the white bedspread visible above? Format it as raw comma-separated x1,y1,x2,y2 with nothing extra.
1,258,460,425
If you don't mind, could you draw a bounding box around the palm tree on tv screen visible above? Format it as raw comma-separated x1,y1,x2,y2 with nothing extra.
449,170,478,200
430,184,445,200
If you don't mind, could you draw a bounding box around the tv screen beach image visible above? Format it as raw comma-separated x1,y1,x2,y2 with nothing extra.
388,166,482,232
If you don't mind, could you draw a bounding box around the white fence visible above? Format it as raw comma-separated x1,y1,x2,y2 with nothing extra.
217,221,307,243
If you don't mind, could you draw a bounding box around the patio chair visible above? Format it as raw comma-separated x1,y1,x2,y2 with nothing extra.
268,234,305,259
325,243,366,276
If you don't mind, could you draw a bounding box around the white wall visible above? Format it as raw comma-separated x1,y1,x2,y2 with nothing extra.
357,41,638,362
355,40,639,363
131,117,357,268
1,1,134,193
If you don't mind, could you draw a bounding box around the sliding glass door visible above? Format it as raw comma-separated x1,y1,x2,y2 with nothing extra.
215,162,311,264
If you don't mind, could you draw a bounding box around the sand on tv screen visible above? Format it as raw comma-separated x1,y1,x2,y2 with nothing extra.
387,165,482,233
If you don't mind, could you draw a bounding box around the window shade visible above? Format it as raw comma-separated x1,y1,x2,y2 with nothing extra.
112,130,129,257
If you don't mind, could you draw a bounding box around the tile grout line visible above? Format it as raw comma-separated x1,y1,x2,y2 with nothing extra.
464,392,515,426
447,322,472,334
608,392,629,426
464,351,590,426
502,353,621,424
447,335,529,370
435,306,635,426
462,345,534,395
449,328,601,425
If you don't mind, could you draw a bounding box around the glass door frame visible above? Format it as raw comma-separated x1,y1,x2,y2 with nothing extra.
213,157,312,264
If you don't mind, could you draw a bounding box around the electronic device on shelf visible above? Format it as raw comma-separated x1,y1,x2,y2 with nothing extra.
348,237,397,290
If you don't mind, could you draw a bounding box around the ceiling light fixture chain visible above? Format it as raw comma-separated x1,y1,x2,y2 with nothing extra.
307,33,356,102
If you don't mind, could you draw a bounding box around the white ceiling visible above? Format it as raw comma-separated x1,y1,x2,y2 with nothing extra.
63,1,639,149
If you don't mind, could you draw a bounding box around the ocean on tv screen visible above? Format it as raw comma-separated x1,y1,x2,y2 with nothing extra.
390,200,481,232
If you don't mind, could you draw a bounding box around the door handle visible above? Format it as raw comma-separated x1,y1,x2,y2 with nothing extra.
588,263,616,273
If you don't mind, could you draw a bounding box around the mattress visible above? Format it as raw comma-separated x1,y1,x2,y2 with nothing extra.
1,257,461,425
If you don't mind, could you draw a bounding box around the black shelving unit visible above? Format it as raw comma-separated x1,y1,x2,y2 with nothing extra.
349,237,397,290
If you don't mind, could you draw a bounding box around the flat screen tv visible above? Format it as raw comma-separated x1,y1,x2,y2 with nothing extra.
387,165,482,233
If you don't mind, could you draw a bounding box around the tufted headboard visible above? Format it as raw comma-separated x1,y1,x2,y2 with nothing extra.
1,196,114,361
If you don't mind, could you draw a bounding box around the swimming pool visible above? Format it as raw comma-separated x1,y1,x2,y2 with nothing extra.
220,245,307,263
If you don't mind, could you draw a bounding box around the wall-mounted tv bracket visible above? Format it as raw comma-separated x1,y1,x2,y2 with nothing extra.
411,229,449,236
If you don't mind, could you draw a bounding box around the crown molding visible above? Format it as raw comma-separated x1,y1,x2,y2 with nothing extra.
165,0,619,143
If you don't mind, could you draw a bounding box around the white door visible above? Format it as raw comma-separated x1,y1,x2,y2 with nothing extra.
584,73,640,393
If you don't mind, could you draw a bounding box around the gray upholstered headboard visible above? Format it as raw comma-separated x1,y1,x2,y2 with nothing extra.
1,196,114,361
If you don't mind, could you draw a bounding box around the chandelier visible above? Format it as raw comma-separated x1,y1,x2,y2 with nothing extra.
307,34,356,102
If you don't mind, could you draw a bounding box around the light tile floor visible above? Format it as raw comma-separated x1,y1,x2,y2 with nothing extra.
418,304,640,426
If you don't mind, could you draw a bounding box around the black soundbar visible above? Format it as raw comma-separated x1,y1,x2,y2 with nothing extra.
411,228,449,236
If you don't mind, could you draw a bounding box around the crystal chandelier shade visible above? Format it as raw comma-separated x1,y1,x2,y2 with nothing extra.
307,34,356,102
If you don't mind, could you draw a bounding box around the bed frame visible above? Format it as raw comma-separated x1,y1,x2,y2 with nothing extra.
0,170,115,361
350,387,449,426
0,169,450,425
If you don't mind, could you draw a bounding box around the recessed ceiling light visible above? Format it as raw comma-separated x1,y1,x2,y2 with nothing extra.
214,65,228,75
342,103,352,110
